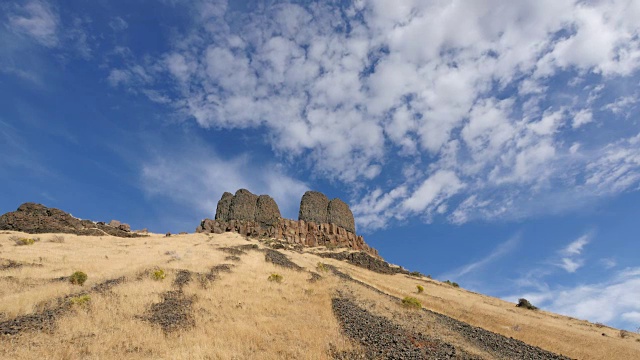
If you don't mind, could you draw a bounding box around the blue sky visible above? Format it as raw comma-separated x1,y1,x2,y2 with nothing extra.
1,0,640,331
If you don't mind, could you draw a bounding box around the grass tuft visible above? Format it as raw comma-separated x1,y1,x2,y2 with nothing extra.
401,296,422,309
416,285,424,294
69,271,88,286
268,273,283,283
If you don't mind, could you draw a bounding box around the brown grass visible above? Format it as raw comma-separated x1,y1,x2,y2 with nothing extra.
0,231,638,359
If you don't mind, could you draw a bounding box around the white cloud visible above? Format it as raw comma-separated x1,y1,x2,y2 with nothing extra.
562,235,590,256
119,0,640,230
557,234,591,273
443,234,520,279
8,0,59,47
140,142,308,219
511,267,640,329
108,17,128,31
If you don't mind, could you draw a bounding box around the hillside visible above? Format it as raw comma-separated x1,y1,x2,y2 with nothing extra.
1,231,638,359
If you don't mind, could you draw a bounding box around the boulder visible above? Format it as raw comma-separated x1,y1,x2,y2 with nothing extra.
229,189,258,221
215,192,233,221
255,195,281,227
299,191,329,224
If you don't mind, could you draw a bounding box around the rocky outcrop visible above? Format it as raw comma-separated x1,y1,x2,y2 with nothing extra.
215,189,281,226
0,203,143,238
214,192,233,221
199,190,377,257
255,195,280,226
328,198,356,233
229,189,259,221
197,218,378,257
299,191,356,233
299,191,329,224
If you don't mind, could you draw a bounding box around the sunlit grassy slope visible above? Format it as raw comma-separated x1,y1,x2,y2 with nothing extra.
0,231,638,359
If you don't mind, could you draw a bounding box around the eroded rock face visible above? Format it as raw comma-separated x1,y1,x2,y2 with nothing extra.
328,198,355,233
215,192,233,221
255,195,281,226
0,203,141,237
299,191,329,224
229,189,258,221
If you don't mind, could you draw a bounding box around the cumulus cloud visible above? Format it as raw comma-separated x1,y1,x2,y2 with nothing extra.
120,0,640,230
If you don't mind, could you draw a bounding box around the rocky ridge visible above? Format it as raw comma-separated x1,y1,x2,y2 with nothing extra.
197,189,378,257
0,203,143,238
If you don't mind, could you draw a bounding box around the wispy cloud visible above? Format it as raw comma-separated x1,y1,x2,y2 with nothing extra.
7,0,59,47
442,234,520,279
557,233,591,273
140,140,308,219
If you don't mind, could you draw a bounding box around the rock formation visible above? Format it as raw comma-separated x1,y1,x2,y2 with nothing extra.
215,189,282,226
214,192,233,221
199,190,377,257
229,189,259,221
299,191,329,224
0,203,142,238
328,198,356,233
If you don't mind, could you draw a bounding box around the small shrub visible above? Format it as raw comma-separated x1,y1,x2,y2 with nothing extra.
516,298,538,310
13,237,35,246
69,294,91,307
426,274,432,279
69,271,88,286
268,273,283,283
401,296,422,309
595,322,605,328
443,280,460,288
619,330,630,338
316,262,329,272
49,235,65,243
152,269,166,281
416,285,424,294
409,271,423,277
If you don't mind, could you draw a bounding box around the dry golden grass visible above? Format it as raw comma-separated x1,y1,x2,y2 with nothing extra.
326,258,640,360
0,231,638,359
0,231,356,359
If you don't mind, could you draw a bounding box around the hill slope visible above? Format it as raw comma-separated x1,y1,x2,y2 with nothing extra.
0,231,638,359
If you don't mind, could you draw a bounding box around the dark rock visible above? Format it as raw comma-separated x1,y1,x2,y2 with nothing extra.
264,249,304,271
0,203,142,238
328,198,356,233
215,192,234,221
299,191,329,224
229,189,259,221
318,251,408,275
255,195,281,227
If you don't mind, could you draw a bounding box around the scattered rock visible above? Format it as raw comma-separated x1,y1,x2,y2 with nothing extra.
172,270,192,289
332,296,475,359
143,290,194,333
264,249,303,271
318,251,409,275
308,272,322,283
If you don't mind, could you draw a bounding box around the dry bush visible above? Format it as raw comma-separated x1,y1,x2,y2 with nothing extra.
69,271,88,286
49,235,65,243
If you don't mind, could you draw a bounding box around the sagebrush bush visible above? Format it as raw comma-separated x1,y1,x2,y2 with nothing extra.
268,273,283,283
444,280,460,288
13,237,35,246
416,285,424,294
516,298,538,310
401,296,422,309
152,269,166,280
316,262,328,272
409,271,423,277
69,271,88,286
69,294,91,306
